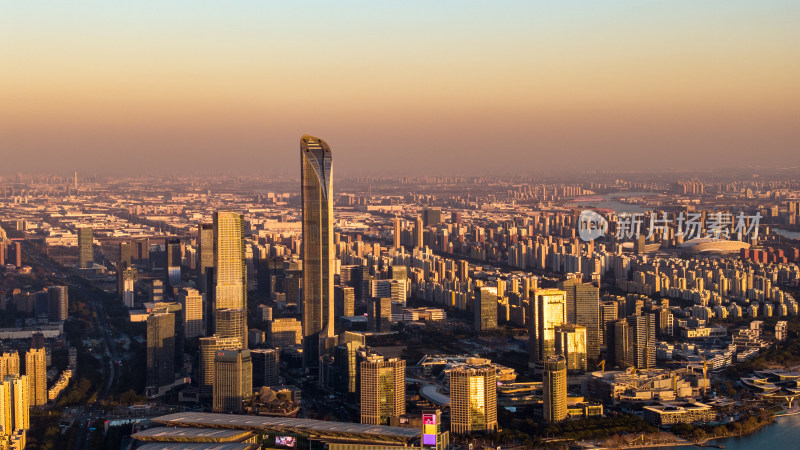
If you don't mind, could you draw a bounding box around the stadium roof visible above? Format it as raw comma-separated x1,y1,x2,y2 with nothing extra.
152,412,420,443
136,444,257,450
132,426,254,443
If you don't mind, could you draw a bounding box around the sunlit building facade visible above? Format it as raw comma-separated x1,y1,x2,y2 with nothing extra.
449,361,497,434
213,211,247,348
300,135,335,367
530,289,567,366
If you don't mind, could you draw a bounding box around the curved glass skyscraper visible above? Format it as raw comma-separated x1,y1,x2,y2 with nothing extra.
301,135,335,368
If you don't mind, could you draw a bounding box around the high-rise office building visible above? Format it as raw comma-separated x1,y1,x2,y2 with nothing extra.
393,217,401,249
213,211,247,348
133,238,150,267
542,355,567,423
368,297,392,332
331,341,360,395
334,286,355,319
213,349,252,413
24,348,46,406
250,348,280,388
119,242,131,267
300,135,335,368
165,238,182,287
474,287,498,332
628,314,656,370
599,301,618,346
177,287,203,338
449,360,498,434
414,216,424,249
146,312,175,390
77,226,93,269
360,356,406,425
0,353,20,379
197,223,214,293
558,279,600,361
574,283,600,360
555,324,587,371
199,335,241,394
46,286,68,322
529,289,567,367
611,319,630,369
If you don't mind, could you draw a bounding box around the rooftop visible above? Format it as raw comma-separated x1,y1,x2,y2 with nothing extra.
152,412,420,442
132,426,254,442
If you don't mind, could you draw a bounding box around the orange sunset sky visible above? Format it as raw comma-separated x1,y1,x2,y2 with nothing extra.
2,1,799,176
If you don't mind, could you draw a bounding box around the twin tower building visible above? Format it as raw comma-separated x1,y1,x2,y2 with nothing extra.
211,135,335,370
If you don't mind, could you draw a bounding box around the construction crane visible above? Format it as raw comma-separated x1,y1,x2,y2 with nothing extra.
598,359,605,372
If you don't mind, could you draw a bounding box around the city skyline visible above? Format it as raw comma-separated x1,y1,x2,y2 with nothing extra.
2,2,800,448
3,1,800,176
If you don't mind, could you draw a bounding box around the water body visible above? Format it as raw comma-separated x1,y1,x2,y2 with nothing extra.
648,413,800,450
572,192,649,214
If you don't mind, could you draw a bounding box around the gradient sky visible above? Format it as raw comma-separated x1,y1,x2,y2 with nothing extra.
2,1,799,177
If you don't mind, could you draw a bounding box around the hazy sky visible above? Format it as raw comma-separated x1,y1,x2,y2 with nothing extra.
2,1,799,177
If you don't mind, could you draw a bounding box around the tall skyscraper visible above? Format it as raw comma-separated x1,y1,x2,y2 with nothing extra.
133,237,150,267
146,312,175,391
367,297,392,333
628,314,656,370
449,360,498,434
393,217,401,249
177,287,203,338
77,226,93,269
300,135,335,368
360,356,406,425
542,355,567,423
611,319,632,369
414,216,424,249
199,335,241,395
334,286,355,323
474,287,498,332
165,238,182,287
250,348,280,388
331,341,360,395
213,211,247,348
24,348,46,406
558,279,600,361
47,286,68,322
529,289,567,367
119,241,131,267
555,324,587,371
197,223,214,292
213,349,252,413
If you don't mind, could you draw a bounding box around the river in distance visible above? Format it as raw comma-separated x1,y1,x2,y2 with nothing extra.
645,413,800,450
